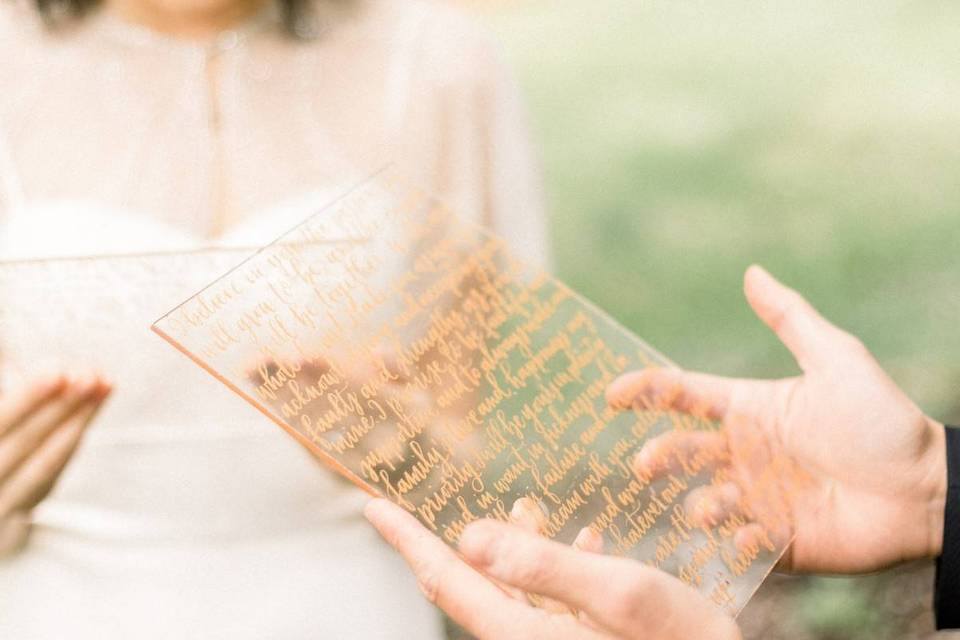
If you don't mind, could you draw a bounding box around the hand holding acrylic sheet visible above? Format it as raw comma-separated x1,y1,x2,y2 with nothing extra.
152,168,803,614
0,250,257,433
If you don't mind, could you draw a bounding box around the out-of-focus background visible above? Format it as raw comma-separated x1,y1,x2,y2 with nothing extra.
467,0,959,638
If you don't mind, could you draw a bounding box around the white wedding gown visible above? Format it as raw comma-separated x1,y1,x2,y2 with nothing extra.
0,1,548,637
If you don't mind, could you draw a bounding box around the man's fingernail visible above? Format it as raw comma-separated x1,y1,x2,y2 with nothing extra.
631,446,657,475
605,377,631,407
510,499,529,521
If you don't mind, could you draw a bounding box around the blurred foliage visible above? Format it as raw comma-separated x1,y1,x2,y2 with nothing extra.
485,0,960,420
793,578,881,635
472,0,960,638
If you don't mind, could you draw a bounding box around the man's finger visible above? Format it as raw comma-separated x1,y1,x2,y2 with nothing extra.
509,498,573,614
743,265,852,371
364,499,580,640
572,527,603,554
459,519,727,638
683,482,743,529
606,367,735,422
510,497,547,534
571,527,606,629
631,429,729,480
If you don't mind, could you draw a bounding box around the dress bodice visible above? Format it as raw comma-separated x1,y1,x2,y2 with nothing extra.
0,1,548,637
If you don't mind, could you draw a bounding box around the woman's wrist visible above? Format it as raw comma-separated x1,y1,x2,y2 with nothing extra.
0,511,31,558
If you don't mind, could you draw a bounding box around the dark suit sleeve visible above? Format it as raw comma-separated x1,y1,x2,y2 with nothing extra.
935,426,960,629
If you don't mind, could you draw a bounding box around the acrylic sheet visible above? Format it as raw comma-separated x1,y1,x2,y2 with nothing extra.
153,168,800,614
0,249,262,434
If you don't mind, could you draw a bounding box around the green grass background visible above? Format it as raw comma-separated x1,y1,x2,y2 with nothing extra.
476,0,960,637
485,0,959,419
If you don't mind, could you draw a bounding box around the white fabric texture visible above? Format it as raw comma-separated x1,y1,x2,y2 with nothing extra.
0,0,549,637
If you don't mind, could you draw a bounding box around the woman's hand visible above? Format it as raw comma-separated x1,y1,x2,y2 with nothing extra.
366,498,742,640
607,266,946,574
0,375,111,555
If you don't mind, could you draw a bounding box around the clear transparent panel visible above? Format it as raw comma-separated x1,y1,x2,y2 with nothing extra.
153,168,799,615
0,249,263,434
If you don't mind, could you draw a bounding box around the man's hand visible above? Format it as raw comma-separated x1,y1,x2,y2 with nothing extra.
607,265,946,574
365,498,742,640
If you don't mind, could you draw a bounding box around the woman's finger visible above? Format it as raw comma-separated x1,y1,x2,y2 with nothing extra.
364,499,583,640
606,367,736,422
459,519,738,639
0,510,30,556
371,347,411,385
0,391,108,516
0,375,68,438
0,378,107,482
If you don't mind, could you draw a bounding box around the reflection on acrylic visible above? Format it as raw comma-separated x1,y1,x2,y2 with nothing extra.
0,249,258,436
153,168,803,615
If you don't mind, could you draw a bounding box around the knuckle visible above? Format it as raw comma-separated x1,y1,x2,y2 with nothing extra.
414,558,447,604
508,546,556,587
607,574,653,625
416,570,441,604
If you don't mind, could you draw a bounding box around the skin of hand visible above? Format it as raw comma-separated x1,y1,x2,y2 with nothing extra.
0,375,112,555
363,264,944,639
365,498,742,640
607,265,947,574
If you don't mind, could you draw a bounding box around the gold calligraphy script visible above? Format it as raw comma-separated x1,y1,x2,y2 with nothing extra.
152,168,801,615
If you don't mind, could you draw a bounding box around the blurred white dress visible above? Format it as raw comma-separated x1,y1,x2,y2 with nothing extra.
0,0,547,637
